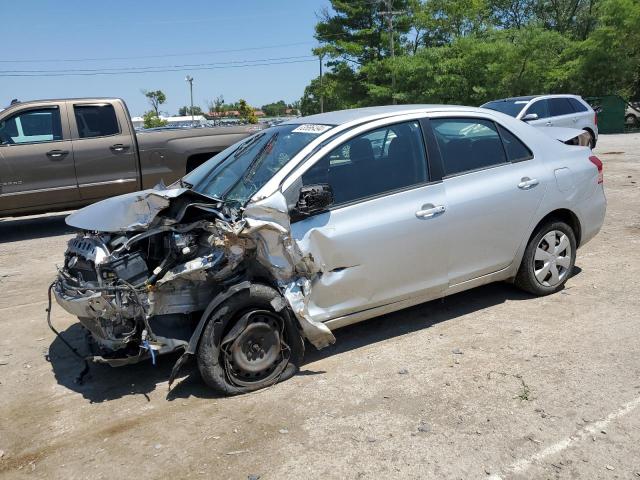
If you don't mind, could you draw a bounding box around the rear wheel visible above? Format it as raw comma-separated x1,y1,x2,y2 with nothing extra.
626,114,639,128
515,221,576,296
197,284,304,395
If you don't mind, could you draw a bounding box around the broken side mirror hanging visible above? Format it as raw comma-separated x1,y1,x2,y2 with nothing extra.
295,183,334,217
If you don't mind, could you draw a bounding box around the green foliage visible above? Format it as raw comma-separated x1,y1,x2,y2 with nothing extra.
237,99,258,124
301,0,640,110
142,90,167,116
261,100,288,117
142,111,168,129
178,105,204,116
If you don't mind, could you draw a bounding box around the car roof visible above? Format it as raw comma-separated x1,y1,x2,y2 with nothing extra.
486,94,583,104
284,104,487,126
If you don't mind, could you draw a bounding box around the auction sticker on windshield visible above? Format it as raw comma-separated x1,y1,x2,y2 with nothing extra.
291,124,332,134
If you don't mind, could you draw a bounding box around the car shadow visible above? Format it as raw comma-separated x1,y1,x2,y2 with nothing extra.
0,213,74,243
48,269,581,402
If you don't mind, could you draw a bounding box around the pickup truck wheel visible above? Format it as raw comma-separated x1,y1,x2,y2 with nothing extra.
515,221,576,296
197,284,304,396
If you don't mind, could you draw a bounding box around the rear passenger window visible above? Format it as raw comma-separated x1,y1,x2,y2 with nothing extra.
568,98,588,112
497,125,533,162
301,121,428,206
549,98,575,116
74,104,120,138
431,119,507,176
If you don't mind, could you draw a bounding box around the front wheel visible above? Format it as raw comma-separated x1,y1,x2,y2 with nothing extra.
197,284,304,395
515,221,577,296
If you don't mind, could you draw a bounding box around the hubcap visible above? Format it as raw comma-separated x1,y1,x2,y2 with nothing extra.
534,230,572,287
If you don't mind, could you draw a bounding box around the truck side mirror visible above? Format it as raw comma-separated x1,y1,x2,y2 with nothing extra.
295,184,334,217
522,113,539,122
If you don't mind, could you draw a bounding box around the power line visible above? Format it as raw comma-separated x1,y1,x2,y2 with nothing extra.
0,59,317,77
0,41,315,64
0,55,316,74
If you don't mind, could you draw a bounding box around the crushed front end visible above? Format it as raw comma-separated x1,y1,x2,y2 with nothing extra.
52,188,334,371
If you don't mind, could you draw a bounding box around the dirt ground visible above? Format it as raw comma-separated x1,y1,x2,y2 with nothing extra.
1,133,639,480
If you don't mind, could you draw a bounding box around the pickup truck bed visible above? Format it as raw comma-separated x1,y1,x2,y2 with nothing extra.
0,97,256,217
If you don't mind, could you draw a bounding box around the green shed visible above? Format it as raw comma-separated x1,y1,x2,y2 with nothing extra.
585,95,626,134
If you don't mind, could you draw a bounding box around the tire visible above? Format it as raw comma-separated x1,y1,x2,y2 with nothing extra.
197,284,304,395
626,114,639,128
515,221,577,296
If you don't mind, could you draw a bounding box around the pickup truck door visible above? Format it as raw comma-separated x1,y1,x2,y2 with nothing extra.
68,101,140,201
0,102,79,214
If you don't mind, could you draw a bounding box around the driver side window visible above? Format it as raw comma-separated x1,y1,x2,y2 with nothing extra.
525,100,549,119
0,107,63,145
301,121,428,206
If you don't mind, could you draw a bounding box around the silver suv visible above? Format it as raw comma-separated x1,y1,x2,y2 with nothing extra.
482,94,598,148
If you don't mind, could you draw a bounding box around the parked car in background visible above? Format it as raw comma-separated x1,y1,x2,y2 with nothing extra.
53,104,605,395
625,102,640,127
481,94,598,148
0,98,258,217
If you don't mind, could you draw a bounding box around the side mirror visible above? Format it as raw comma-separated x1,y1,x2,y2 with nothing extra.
295,184,334,217
522,113,539,122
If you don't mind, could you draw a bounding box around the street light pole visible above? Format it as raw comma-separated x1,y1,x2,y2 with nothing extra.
380,0,403,104
185,75,194,125
319,54,324,113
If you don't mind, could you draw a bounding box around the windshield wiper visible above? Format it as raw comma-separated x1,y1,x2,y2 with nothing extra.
233,132,266,159
223,132,279,198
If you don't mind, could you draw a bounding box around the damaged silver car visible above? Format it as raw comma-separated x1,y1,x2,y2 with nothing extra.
52,105,606,394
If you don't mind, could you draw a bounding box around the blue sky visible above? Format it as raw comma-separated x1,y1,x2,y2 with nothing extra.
1,0,328,115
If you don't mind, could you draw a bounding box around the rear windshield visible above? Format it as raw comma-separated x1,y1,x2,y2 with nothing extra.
184,123,333,206
482,100,529,117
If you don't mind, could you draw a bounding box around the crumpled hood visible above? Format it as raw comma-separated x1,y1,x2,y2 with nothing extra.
66,188,188,232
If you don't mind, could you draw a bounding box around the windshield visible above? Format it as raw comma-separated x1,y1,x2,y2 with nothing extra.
184,123,333,206
482,100,529,117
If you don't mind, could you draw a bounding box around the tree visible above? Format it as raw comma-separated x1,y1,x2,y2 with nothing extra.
142,111,168,129
261,100,288,117
142,90,167,116
207,95,225,115
237,99,258,124
178,105,204,116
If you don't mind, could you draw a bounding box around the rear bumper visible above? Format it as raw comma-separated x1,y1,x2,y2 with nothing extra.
576,185,606,247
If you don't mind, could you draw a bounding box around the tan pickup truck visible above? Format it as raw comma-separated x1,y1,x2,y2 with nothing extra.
0,97,257,217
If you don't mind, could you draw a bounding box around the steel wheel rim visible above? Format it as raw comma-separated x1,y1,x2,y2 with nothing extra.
533,230,572,287
222,310,290,387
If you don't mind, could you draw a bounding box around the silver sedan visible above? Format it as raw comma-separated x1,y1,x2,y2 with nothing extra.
54,105,606,394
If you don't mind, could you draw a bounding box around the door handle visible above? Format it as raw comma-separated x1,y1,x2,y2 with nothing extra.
46,149,69,159
518,177,539,190
545,121,552,126
110,143,129,152
415,204,446,219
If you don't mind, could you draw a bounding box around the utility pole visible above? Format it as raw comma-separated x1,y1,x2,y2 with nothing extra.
380,0,403,104
185,75,194,124
319,53,324,113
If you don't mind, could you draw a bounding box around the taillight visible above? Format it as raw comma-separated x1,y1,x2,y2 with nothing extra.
589,155,603,184
594,112,598,125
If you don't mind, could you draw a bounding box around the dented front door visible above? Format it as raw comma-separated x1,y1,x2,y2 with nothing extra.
291,182,449,323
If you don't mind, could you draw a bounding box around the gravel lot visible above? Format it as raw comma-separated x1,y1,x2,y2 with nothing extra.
1,133,639,480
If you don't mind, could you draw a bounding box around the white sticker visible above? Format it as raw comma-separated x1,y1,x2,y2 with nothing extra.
291,124,332,134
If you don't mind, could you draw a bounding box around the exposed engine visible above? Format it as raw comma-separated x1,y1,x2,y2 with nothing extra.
55,213,250,364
